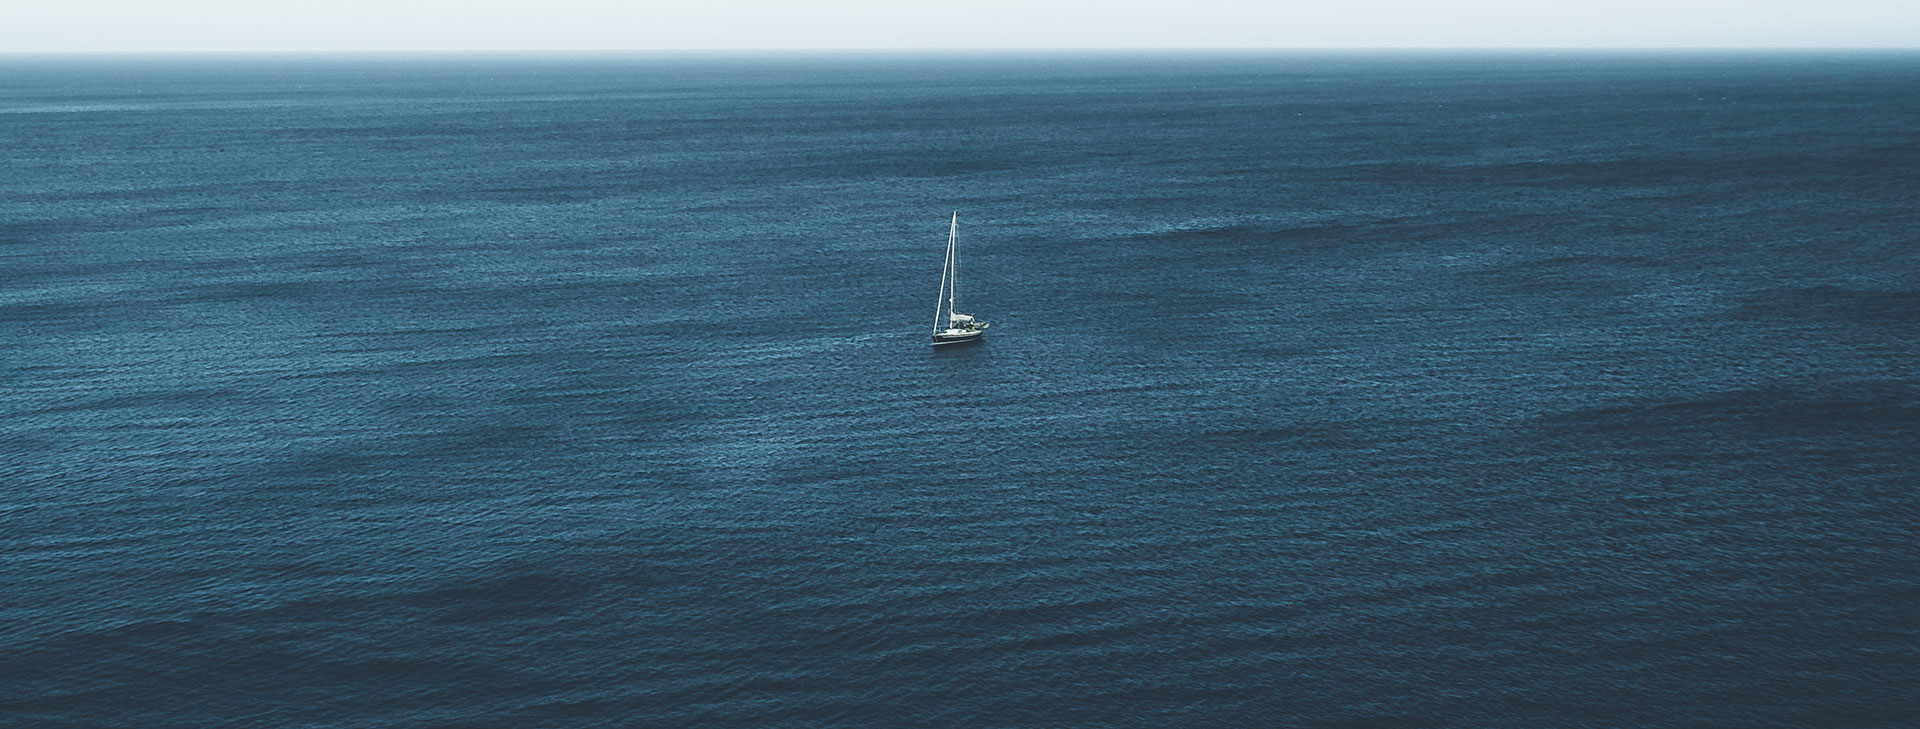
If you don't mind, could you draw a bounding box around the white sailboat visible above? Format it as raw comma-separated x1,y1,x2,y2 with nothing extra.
931,212,990,345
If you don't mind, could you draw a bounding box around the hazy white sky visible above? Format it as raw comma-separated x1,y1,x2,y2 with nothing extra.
6,0,1917,52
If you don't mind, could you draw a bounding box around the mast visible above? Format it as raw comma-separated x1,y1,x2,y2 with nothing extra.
933,213,955,333
946,212,959,320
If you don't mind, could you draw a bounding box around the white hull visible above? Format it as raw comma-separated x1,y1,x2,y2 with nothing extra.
932,325,987,345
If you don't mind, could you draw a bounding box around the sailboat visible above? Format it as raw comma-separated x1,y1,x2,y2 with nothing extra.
931,212,990,345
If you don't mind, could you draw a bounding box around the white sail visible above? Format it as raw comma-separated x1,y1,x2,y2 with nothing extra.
933,212,957,334
946,212,959,319
932,228,951,333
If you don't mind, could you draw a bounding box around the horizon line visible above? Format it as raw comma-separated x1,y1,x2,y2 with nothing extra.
5,46,1918,56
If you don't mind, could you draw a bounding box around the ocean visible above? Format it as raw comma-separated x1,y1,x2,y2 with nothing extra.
2,51,1916,727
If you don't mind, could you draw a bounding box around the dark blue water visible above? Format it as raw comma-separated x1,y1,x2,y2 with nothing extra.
4,52,1917,727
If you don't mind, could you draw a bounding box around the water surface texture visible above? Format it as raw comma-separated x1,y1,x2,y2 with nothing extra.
4,52,1918,727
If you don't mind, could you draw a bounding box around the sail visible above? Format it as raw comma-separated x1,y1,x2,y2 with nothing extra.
933,214,954,334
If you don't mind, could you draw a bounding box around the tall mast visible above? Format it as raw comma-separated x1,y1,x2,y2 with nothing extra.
947,212,959,318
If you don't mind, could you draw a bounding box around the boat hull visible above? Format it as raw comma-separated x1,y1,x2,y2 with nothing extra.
932,330,986,345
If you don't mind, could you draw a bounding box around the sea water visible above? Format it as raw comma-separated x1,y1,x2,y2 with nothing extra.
3,52,1917,727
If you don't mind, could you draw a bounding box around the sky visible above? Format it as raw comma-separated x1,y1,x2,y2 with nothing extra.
5,0,1918,52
